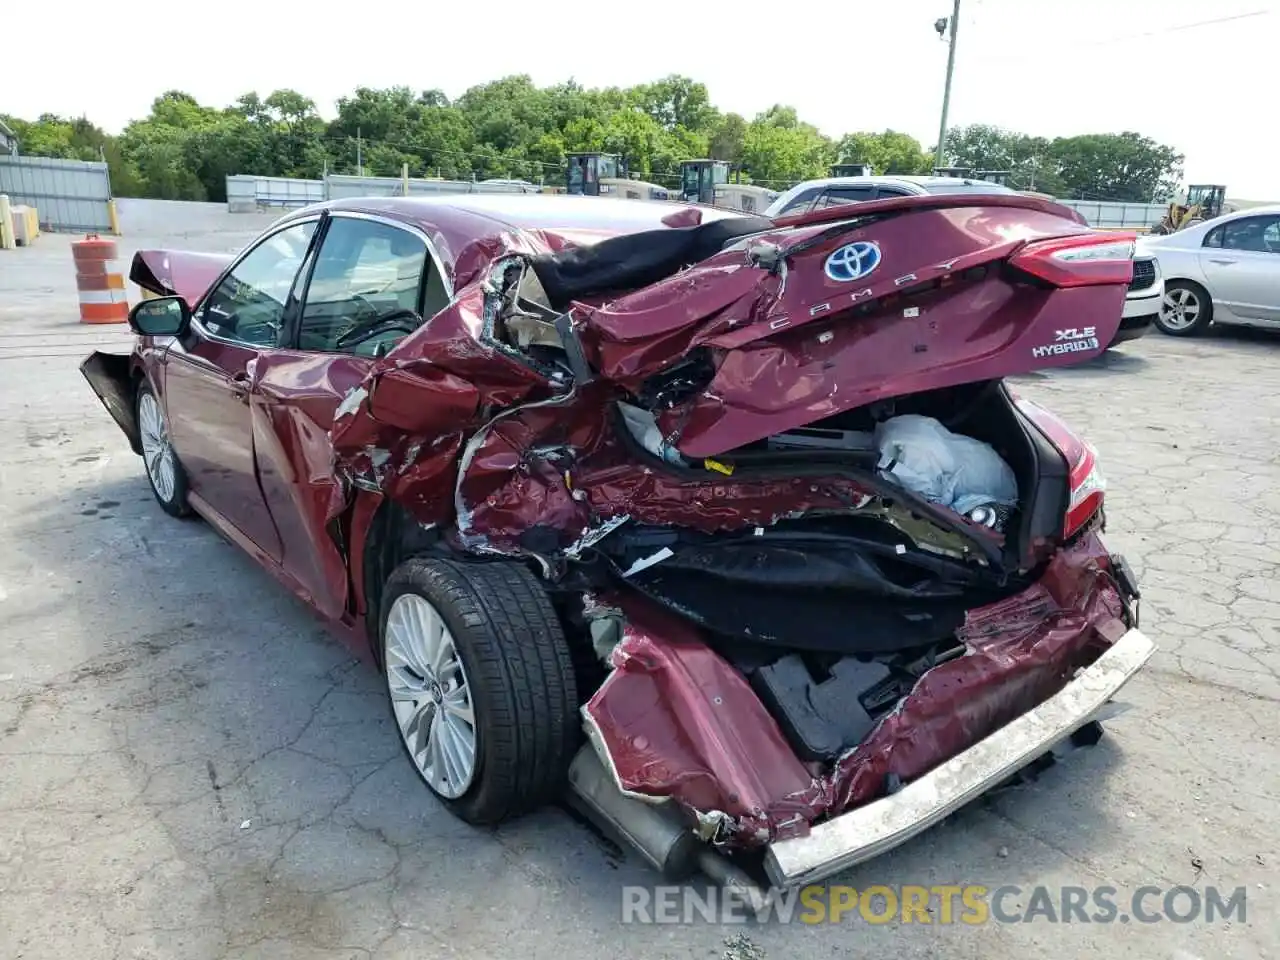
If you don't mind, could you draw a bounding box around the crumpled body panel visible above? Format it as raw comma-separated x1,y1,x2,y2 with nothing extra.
451,384,883,554
584,593,826,846
329,200,1123,555
583,532,1123,847
130,249,232,304
568,205,1126,457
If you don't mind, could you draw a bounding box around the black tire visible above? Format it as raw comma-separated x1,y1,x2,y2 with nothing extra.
135,381,192,518
380,557,579,824
1155,280,1213,337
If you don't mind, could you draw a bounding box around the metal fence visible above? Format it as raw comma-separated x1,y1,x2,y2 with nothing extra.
222,173,1172,232
325,174,537,200
1056,199,1166,229
0,155,113,232
225,173,542,211
226,174,325,212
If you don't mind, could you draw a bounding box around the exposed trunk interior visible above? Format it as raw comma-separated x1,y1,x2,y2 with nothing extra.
589,378,1073,762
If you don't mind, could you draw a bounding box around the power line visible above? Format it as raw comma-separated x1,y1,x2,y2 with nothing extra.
1061,8,1271,48
970,8,1272,62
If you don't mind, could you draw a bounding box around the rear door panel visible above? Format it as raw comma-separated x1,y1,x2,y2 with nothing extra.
251,351,372,619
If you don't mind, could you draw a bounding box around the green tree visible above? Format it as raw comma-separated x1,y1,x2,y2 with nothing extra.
709,113,748,164
2,78,1192,203
942,124,1060,193
1046,132,1182,201
740,122,830,184
632,75,718,132
836,130,932,175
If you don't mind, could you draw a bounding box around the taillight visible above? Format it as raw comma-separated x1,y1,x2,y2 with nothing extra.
1063,442,1106,537
1009,233,1136,288
1015,398,1106,538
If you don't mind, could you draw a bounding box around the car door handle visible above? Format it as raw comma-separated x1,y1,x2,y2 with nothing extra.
1208,258,1237,265
230,370,251,402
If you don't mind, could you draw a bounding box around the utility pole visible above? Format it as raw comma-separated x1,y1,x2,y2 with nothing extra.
356,127,363,177
933,0,961,170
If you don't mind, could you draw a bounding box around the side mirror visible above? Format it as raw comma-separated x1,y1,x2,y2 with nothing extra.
129,295,191,337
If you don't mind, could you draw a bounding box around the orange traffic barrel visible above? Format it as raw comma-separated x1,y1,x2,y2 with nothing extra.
73,235,128,324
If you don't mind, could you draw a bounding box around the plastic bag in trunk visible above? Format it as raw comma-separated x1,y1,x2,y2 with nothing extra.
875,414,1018,520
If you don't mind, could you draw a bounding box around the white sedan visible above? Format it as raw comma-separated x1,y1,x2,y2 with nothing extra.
1139,205,1280,336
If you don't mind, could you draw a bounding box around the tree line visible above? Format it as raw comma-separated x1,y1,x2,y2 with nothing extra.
2,75,1185,203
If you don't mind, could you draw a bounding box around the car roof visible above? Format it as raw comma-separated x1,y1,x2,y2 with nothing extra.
780,174,1016,194
1221,203,1280,217
296,194,749,284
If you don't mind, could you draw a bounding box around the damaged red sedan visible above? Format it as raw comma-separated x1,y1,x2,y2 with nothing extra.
82,192,1155,894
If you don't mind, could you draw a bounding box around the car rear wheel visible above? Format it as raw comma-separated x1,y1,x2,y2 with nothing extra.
380,557,579,824
1157,281,1212,336
136,382,191,517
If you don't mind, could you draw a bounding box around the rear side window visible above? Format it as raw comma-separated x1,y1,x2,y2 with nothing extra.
774,187,823,217
813,186,877,209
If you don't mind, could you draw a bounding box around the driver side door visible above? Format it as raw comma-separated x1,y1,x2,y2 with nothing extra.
162,218,319,561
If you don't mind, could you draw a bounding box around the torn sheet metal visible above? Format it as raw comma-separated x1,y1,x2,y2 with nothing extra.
583,532,1125,848
583,591,828,846
322,200,1123,550
564,206,1124,459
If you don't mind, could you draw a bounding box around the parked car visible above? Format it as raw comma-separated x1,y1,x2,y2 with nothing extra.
81,192,1154,897
768,176,1158,347
1139,205,1280,336
763,174,1020,217
1115,254,1163,345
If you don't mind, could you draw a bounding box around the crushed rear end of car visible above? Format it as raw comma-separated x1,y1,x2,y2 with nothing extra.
302,194,1156,890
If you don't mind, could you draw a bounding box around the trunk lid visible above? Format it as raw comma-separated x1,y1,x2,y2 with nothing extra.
569,199,1131,458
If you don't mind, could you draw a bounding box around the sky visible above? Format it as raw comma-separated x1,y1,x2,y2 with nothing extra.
8,0,1279,199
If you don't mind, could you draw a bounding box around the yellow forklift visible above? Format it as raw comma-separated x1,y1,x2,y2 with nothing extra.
565,153,624,196
1150,184,1228,234
678,159,730,203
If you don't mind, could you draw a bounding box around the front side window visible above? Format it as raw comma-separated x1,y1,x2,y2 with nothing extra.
298,218,430,355
199,221,316,346
1218,216,1280,254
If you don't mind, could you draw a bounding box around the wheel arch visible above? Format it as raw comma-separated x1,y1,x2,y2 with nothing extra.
357,497,447,665
1163,275,1213,304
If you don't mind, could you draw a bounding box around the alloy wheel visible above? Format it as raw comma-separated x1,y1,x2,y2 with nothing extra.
138,391,178,504
384,593,478,799
1161,287,1202,331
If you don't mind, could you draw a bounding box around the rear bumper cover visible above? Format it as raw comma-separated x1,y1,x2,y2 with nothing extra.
764,626,1155,886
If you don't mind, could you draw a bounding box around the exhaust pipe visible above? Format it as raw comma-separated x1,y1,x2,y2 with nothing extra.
566,745,702,879
566,745,770,913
